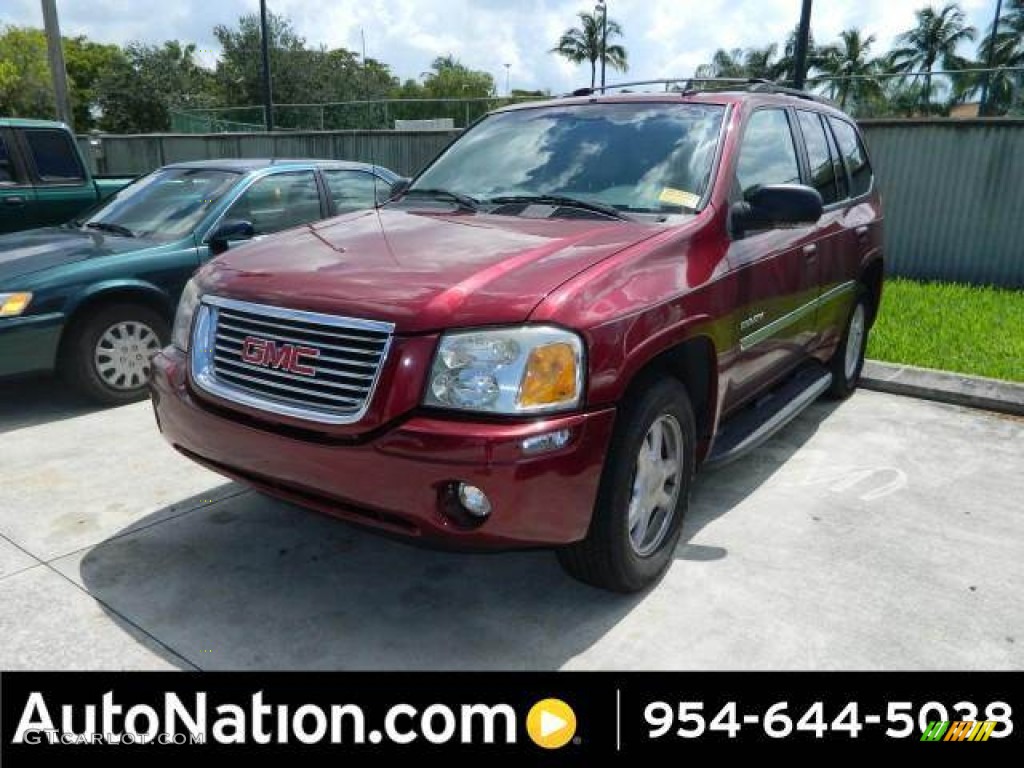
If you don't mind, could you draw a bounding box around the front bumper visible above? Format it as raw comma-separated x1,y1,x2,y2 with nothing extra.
0,312,64,378
150,347,617,548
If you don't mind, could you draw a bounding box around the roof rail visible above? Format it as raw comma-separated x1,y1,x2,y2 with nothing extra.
566,77,836,106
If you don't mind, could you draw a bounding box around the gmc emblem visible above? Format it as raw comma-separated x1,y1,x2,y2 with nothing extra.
240,336,320,377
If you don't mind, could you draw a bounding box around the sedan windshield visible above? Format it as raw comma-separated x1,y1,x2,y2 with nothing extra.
411,102,726,217
79,168,240,240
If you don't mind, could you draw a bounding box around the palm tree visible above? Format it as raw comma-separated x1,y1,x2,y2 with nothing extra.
550,11,628,89
694,45,783,81
890,3,977,112
815,29,883,110
978,0,1024,114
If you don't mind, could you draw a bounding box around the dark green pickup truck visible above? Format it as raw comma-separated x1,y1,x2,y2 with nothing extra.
0,118,133,234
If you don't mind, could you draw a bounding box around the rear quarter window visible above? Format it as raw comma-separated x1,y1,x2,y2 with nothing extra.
829,118,872,199
0,136,18,184
24,129,85,183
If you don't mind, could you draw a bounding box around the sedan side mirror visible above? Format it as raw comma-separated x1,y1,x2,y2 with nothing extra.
208,219,255,256
388,178,411,201
730,184,823,238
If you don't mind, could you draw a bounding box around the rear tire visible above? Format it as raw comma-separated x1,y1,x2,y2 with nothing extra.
558,377,695,593
61,303,169,405
827,288,870,400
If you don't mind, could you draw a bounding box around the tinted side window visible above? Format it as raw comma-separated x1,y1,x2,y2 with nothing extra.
0,135,19,184
225,171,322,236
24,129,85,182
829,118,872,198
323,170,381,212
797,111,839,205
823,119,849,200
736,109,801,196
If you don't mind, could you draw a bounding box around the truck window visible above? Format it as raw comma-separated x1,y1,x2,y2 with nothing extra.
24,129,86,183
797,111,840,205
736,109,801,196
225,171,322,235
0,135,18,184
829,118,873,199
323,170,381,212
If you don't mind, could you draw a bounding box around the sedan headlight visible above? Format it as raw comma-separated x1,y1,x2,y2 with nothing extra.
171,278,202,351
424,326,584,414
0,292,33,317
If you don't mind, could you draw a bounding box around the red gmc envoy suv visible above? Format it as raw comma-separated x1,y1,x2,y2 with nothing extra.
151,82,884,592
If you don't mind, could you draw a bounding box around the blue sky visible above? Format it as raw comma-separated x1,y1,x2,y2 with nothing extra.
1,0,997,95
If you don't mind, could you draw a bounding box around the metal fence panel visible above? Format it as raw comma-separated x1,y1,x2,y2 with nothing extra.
860,119,1024,288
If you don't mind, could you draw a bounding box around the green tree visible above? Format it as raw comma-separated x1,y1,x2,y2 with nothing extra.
64,37,125,130
0,26,53,119
890,3,977,112
977,0,1024,114
550,11,628,89
695,45,784,80
815,29,883,111
96,41,216,133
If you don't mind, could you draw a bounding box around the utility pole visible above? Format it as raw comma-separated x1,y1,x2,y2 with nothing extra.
504,63,511,97
979,0,1004,116
793,0,813,90
40,0,73,128
598,0,608,90
259,0,274,132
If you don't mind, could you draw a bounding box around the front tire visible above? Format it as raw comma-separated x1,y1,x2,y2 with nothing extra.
827,288,870,400
558,377,696,593
62,303,169,405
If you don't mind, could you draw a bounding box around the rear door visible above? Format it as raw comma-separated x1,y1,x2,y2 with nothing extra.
18,127,93,228
0,129,37,234
724,107,820,412
322,169,387,214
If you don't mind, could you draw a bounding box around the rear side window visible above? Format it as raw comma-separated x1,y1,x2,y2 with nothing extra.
829,118,872,198
24,129,85,183
736,109,801,196
797,111,839,205
323,170,382,212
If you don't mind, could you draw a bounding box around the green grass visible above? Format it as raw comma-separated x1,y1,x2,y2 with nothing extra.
867,279,1024,383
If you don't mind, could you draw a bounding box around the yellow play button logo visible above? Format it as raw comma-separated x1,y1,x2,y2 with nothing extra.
526,698,577,749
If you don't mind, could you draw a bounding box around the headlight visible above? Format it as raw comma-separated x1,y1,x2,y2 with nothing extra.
424,326,584,414
171,278,201,351
0,292,33,317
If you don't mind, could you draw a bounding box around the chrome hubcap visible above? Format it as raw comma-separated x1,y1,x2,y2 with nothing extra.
845,304,866,381
628,414,685,557
94,321,162,391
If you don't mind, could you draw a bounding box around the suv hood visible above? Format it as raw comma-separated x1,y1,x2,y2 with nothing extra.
200,207,665,333
0,226,149,283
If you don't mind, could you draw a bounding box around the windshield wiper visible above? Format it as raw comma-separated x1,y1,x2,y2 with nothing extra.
85,221,135,238
487,195,631,221
401,188,479,212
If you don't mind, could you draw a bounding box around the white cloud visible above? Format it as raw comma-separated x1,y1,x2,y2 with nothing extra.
0,0,997,96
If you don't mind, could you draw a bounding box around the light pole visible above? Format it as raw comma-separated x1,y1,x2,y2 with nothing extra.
40,0,73,128
979,0,1004,116
793,0,813,90
596,0,608,90
504,63,511,97
259,0,274,132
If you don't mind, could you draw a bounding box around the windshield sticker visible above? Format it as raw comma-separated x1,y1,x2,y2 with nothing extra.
659,187,700,208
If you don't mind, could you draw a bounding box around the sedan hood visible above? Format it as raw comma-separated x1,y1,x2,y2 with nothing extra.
200,207,664,333
0,226,147,283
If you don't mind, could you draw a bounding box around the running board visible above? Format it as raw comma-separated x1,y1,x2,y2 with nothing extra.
704,365,833,469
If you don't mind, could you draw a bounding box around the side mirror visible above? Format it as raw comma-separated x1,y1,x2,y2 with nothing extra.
730,184,823,237
207,219,254,256
388,178,411,201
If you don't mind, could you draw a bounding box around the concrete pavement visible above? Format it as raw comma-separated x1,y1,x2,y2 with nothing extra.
1,378,1021,670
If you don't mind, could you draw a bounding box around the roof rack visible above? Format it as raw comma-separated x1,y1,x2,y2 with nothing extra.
566,78,836,106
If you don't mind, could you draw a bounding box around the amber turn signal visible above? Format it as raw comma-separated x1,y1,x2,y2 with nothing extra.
517,342,579,408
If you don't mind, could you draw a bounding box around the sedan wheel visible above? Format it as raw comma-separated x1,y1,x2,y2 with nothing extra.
93,320,163,392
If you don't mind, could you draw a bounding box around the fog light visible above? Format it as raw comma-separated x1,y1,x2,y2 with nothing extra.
457,483,492,518
521,428,572,455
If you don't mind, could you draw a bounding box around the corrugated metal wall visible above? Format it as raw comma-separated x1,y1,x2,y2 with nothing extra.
860,119,1024,288
80,121,1024,288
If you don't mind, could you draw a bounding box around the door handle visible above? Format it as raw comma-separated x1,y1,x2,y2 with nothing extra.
803,244,819,260
2,196,26,206
855,225,869,239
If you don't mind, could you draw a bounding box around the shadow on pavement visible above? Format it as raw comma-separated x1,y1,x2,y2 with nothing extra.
0,375,107,434
77,399,840,670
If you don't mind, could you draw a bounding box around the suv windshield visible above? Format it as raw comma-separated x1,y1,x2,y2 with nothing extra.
410,102,726,216
79,168,239,240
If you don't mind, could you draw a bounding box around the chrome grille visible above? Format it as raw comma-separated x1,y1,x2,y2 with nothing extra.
191,295,394,424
